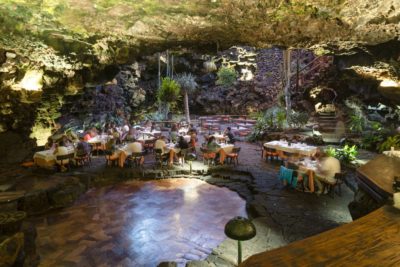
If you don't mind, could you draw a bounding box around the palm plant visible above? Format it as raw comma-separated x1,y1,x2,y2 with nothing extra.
175,73,197,123
157,77,181,120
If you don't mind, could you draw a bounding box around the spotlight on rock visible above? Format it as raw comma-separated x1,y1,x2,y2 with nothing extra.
224,216,256,264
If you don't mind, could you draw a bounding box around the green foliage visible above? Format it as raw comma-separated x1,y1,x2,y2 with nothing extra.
247,106,287,141
287,111,309,129
325,146,337,158
335,145,358,163
378,135,400,153
216,67,237,87
361,133,385,151
349,114,366,133
174,73,197,93
157,77,181,104
325,145,358,163
276,109,286,129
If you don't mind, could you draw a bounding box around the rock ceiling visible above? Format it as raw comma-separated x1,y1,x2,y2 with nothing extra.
0,0,399,63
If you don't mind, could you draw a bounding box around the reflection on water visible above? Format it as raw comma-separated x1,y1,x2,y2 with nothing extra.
33,178,246,267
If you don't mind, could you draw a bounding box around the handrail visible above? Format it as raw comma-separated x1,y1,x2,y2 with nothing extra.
289,55,331,80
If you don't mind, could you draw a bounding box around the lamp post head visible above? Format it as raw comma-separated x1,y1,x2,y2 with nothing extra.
224,216,256,241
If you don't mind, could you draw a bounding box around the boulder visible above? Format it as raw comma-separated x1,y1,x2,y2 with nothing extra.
0,232,24,267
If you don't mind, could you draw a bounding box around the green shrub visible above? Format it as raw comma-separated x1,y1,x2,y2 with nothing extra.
216,67,237,86
157,77,181,103
349,114,366,133
247,106,287,141
325,146,337,157
335,145,358,163
287,111,309,129
325,145,358,163
361,133,384,151
378,135,400,153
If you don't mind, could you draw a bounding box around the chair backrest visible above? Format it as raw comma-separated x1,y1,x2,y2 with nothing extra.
145,139,155,145
76,152,88,158
56,153,75,161
200,147,210,154
179,148,188,157
283,151,293,157
104,150,113,156
232,147,241,153
287,162,299,170
131,152,144,158
334,172,345,181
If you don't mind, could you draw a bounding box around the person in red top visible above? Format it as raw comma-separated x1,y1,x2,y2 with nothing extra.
83,130,93,141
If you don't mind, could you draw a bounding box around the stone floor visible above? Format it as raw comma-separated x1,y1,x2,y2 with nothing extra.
0,139,364,267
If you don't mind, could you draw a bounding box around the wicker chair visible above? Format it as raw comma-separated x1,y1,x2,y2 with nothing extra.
200,147,216,166
226,147,241,165
127,152,144,168
56,153,75,172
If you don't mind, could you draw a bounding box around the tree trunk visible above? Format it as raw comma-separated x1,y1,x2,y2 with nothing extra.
283,49,291,117
184,90,190,124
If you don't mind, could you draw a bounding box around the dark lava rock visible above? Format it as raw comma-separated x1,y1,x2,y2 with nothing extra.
0,232,24,267
20,190,49,215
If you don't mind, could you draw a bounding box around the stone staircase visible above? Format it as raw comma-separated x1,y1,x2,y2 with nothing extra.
317,111,340,143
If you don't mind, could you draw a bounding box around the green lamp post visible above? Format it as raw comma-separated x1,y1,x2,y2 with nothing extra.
185,153,197,174
224,216,256,264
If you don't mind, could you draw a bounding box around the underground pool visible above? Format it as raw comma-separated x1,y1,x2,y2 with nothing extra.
31,178,247,266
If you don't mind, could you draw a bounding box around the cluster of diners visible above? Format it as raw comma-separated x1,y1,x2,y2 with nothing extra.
263,140,343,196
33,117,246,172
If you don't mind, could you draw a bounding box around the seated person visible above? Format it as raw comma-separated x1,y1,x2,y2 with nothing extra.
189,132,197,152
45,136,55,150
169,124,179,143
206,136,220,152
224,127,236,144
124,138,144,166
155,136,168,155
176,136,189,150
76,135,91,156
90,127,99,137
104,137,120,166
59,134,73,147
125,128,138,142
53,141,70,171
83,130,93,142
314,150,341,194
143,120,153,132
188,124,197,135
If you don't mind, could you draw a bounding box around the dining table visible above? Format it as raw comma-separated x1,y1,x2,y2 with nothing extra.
33,146,75,168
264,140,318,157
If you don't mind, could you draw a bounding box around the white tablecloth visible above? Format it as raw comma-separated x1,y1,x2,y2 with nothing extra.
142,130,161,136
34,147,75,161
137,136,155,142
264,141,317,157
212,134,226,142
383,150,400,158
88,135,110,144
220,144,234,154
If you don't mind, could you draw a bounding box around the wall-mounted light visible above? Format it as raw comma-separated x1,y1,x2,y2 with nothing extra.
19,70,43,91
380,79,399,88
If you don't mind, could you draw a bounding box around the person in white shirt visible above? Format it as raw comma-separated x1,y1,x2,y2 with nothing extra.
127,140,143,154
53,141,71,171
155,136,168,154
314,150,341,194
119,139,144,167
